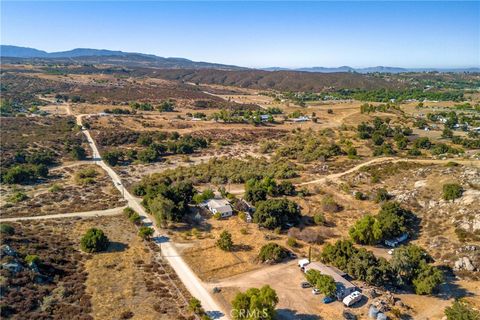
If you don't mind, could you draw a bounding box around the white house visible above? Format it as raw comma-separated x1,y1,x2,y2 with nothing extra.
205,198,233,218
291,116,309,122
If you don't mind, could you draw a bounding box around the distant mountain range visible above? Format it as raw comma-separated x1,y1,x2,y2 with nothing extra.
0,45,244,70
1,45,478,73
264,66,480,73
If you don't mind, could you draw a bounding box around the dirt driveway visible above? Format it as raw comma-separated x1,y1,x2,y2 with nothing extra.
208,261,369,320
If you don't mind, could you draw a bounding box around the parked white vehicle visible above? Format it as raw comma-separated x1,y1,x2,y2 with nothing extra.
342,291,362,307
298,258,310,268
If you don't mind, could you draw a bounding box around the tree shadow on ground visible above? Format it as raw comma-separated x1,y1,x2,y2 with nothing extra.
232,244,253,252
435,268,475,300
106,241,129,253
276,309,323,320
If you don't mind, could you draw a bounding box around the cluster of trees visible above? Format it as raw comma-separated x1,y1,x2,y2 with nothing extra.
258,243,289,263
351,88,464,102
135,177,195,226
357,117,413,156
1,149,56,184
253,198,301,229
321,240,443,294
451,135,480,150
210,109,275,124
104,108,133,115
275,129,344,162
231,285,278,320
102,134,208,165
129,100,176,112
412,137,463,156
349,202,415,245
244,177,295,204
151,157,298,185
360,103,402,114
291,88,464,102
305,270,337,298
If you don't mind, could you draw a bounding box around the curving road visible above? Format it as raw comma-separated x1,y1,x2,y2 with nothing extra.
76,114,228,319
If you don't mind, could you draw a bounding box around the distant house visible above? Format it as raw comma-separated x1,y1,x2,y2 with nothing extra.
260,115,271,122
304,262,358,300
291,116,309,122
385,233,408,248
205,198,233,218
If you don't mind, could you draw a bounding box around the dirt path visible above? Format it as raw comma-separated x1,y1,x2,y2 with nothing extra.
298,157,480,186
0,206,125,222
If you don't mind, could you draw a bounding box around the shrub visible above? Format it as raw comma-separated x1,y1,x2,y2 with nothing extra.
313,213,326,225
321,195,341,213
258,243,289,263
0,223,15,235
25,255,40,265
216,231,233,251
123,207,135,218
74,167,98,185
286,237,298,247
442,183,463,201
188,297,204,315
80,228,109,253
354,191,366,200
138,227,154,240
9,191,28,203
445,300,480,320
70,145,86,160
49,183,62,192
129,212,142,225
375,188,390,203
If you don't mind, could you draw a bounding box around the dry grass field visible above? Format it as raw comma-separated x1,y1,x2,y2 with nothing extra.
0,164,126,218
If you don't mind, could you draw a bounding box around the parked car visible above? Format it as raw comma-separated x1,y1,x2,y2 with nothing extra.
323,296,335,304
388,249,394,255
301,281,312,288
312,288,321,295
298,258,310,268
342,291,362,307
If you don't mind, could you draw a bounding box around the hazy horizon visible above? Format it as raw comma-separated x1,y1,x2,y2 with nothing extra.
1,1,479,68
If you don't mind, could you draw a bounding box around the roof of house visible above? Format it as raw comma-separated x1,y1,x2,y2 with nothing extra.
206,198,232,213
304,262,356,290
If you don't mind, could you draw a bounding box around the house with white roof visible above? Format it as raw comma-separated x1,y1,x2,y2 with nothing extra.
205,198,233,218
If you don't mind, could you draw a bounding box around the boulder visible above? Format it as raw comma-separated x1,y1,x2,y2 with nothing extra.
454,257,476,271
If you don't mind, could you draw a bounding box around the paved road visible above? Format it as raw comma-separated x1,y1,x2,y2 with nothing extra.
76,114,228,319
0,207,125,222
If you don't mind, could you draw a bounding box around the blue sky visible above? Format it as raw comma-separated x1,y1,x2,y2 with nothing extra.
1,1,479,68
